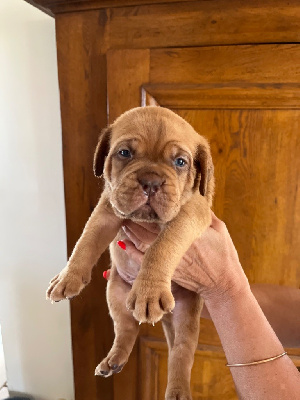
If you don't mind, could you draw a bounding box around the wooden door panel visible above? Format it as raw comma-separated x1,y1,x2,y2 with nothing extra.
107,45,300,399
150,45,300,84
143,83,300,109
175,109,300,286
107,0,300,49
140,338,237,400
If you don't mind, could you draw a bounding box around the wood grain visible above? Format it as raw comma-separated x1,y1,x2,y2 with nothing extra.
176,109,300,287
139,337,237,400
150,45,300,84
143,83,300,109
25,0,300,51
107,49,150,122
56,10,113,400
108,1,300,49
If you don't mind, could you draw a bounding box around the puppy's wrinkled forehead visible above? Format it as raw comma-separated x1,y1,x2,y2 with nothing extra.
110,107,200,153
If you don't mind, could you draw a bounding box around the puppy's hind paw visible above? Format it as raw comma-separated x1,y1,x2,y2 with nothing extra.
166,389,192,400
95,348,128,377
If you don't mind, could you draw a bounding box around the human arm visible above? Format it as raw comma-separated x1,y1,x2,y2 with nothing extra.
200,284,300,349
117,217,300,349
205,282,300,400
113,213,300,399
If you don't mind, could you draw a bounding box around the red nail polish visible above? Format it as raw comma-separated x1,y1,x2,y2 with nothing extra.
117,240,126,250
103,270,107,279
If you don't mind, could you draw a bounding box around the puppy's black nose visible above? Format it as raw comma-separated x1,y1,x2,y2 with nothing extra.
138,174,164,196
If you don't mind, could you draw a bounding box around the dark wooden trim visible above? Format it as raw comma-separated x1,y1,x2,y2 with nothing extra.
55,11,114,400
23,0,300,50
24,0,197,14
23,0,54,16
143,83,300,109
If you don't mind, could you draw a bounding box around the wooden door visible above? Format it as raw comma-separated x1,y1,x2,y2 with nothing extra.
106,45,300,399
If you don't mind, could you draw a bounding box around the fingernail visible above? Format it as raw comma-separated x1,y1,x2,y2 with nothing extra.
103,270,107,279
117,240,126,250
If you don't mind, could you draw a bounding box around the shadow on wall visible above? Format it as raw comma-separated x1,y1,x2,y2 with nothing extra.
0,325,8,399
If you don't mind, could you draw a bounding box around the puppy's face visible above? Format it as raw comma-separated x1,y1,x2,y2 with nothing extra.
94,107,213,223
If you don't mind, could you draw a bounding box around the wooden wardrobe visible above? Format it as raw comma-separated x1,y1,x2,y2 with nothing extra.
25,1,300,399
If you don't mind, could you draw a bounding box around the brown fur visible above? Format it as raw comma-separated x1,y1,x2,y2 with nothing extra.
47,107,214,400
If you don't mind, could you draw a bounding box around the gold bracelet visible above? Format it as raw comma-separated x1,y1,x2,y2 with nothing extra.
226,351,287,367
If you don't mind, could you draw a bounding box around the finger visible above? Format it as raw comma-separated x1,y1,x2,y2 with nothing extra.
122,240,144,265
103,269,111,280
210,211,227,233
122,226,151,252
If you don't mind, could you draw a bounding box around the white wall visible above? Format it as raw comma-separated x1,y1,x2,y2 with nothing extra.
0,1,74,399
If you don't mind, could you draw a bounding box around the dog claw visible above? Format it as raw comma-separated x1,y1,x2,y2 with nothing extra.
139,321,142,325
152,322,155,326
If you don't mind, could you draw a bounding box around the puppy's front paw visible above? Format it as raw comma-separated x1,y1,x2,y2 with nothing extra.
126,278,175,324
46,266,91,302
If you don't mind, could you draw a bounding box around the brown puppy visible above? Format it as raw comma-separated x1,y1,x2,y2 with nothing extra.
47,107,214,400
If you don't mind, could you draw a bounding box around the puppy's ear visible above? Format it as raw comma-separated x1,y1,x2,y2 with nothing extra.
93,127,112,177
195,145,214,196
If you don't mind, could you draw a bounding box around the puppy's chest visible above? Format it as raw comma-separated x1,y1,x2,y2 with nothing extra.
109,231,180,294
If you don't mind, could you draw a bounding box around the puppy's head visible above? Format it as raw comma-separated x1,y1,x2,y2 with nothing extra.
94,107,214,223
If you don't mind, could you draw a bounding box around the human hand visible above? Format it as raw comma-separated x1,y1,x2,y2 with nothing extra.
105,213,249,303
171,213,250,302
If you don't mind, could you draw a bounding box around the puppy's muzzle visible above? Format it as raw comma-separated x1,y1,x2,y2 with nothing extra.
138,173,165,197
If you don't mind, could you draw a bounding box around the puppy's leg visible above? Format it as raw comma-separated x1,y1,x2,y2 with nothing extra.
165,284,203,400
127,191,211,324
47,191,122,302
162,312,175,350
95,266,139,377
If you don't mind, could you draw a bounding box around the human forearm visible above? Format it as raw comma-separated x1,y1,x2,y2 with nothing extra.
118,213,300,398
201,284,300,348
205,286,300,399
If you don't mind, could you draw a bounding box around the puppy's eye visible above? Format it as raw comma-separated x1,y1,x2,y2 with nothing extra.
118,149,132,158
174,157,187,167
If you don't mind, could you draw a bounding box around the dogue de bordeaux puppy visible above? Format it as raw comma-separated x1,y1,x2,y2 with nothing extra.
47,106,214,400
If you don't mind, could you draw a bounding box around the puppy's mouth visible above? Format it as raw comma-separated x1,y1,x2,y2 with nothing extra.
115,197,160,222
110,173,181,223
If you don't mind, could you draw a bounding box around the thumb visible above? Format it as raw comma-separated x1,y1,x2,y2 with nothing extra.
123,240,144,265
210,211,227,233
